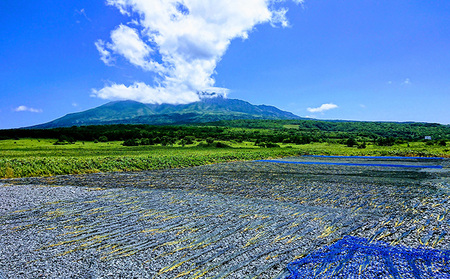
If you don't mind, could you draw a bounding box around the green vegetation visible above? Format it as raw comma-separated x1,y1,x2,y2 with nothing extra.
0,138,448,179
1,119,449,178
0,139,305,178
2,119,449,144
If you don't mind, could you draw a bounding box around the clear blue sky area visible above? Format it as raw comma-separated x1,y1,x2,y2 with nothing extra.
1,0,449,129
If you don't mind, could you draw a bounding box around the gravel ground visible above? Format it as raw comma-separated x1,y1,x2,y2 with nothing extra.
0,156,449,278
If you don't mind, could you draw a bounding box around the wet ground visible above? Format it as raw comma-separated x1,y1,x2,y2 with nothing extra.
1,156,449,278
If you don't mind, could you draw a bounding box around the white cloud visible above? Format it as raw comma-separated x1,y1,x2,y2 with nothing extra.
75,8,91,22
95,40,114,66
107,24,163,71
94,0,303,104
92,82,201,104
402,78,411,85
307,103,338,113
14,106,43,113
271,8,289,27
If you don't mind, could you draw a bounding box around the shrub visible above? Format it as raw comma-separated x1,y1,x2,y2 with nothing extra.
214,142,231,148
98,136,108,142
179,139,187,147
346,138,357,147
255,142,280,148
265,142,280,148
161,136,174,146
53,141,67,145
140,138,152,145
54,135,74,145
153,137,161,144
185,136,195,145
376,137,395,146
122,138,139,146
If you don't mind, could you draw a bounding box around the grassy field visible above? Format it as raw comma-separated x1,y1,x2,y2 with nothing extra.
0,138,448,178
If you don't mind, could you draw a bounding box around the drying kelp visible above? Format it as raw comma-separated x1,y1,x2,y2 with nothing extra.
1,157,449,278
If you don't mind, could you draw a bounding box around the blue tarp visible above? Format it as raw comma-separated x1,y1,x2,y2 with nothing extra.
256,160,443,169
303,155,444,160
284,236,450,279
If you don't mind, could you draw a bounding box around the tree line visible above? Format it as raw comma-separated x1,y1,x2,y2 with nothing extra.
0,119,448,147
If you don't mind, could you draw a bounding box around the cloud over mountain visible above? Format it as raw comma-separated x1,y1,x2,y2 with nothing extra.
93,0,302,104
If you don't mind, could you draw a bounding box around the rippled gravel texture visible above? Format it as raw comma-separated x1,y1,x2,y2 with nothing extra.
1,156,449,278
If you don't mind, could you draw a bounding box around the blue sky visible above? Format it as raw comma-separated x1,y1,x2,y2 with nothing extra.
1,0,449,129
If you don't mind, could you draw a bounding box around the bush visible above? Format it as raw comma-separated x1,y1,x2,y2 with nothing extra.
185,136,195,145
140,138,152,145
161,136,174,146
438,140,447,146
179,139,187,147
255,141,265,147
195,141,231,148
98,136,108,142
265,142,280,148
376,137,395,146
346,138,357,147
357,142,367,149
53,141,69,145
256,142,280,148
122,138,139,146
214,142,231,148
292,135,312,145
206,137,214,144
54,135,75,145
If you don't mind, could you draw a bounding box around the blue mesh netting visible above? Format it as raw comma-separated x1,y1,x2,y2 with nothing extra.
256,160,443,169
284,236,450,279
302,155,444,160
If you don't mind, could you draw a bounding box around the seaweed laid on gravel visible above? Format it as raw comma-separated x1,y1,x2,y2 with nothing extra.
0,157,449,278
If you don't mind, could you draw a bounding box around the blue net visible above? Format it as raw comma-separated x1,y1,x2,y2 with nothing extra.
256,160,443,169
284,236,450,279
302,155,444,160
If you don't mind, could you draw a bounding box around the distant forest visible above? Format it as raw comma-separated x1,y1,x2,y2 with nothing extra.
1,119,449,147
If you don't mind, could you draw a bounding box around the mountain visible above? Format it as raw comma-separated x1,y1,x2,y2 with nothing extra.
30,97,305,128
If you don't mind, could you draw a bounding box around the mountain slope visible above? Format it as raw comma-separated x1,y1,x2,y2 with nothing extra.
31,97,304,128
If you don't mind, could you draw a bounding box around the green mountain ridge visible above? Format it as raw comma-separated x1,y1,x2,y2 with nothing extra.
30,97,305,128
